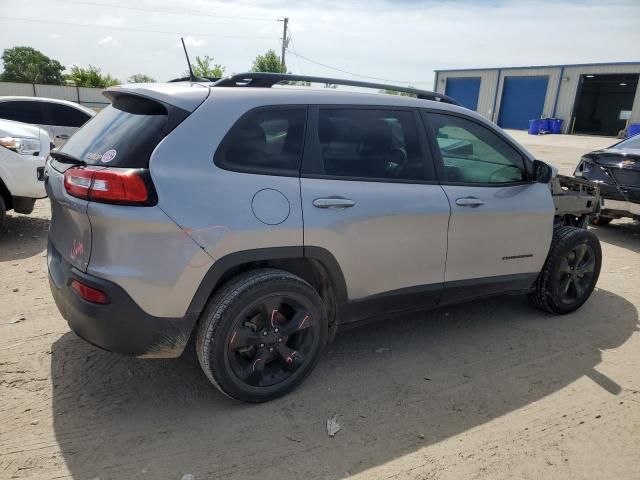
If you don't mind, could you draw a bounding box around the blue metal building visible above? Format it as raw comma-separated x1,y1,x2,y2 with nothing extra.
434,62,640,135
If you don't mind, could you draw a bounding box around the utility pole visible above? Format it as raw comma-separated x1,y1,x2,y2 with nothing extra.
280,17,289,71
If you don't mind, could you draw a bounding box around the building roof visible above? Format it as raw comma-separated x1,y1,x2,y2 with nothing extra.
434,61,640,72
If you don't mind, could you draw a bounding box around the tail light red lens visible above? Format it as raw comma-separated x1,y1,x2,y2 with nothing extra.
71,280,110,304
63,167,151,204
63,168,93,198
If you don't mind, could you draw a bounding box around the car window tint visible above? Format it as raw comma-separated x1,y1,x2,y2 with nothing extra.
44,103,92,127
215,108,306,174
0,101,46,124
317,109,426,181
428,113,525,184
59,95,168,168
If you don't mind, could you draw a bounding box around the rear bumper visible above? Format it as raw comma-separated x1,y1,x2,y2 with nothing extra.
48,240,197,358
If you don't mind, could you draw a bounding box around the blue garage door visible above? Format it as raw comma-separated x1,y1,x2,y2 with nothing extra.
498,76,549,130
445,77,481,111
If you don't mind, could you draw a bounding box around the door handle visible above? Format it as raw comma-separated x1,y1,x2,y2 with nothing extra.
55,134,69,140
455,197,485,207
313,197,356,209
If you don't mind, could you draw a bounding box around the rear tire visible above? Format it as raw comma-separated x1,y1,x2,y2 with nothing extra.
0,195,6,232
528,226,602,314
589,214,613,226
196,269,328,402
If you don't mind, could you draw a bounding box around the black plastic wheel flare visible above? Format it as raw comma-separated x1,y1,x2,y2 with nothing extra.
226,295,316,388
557,243,596,305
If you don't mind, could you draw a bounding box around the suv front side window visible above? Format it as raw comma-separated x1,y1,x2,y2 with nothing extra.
315,108,428,181
214,107,306,175
427,113,527,184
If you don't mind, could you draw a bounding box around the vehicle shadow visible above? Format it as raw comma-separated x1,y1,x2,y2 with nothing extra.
51,288,638,479
590,220,640,255
0,213,49,262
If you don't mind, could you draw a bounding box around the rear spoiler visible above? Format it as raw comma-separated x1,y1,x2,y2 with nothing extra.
104,83,209,112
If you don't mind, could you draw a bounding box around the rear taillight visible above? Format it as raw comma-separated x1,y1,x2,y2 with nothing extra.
71,280,110,304
64,167,153,205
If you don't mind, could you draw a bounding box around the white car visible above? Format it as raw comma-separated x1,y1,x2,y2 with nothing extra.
0,119,50,229
0,96,95,148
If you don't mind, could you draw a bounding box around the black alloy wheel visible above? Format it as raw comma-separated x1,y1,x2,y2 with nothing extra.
529,226,602,314
196,269,327,402
555,243,597,306
226,294,319,388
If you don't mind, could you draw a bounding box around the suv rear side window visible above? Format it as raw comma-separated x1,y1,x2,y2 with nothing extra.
0,100,46,124
215,108,306,175
427,113,526,184
316,108,427,181
43,103,91,127
59,95,168,168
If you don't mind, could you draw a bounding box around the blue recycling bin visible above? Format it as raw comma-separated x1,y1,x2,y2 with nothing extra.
528,119,551,135
549,118,564,134
539,119,550,133
528,119,542,135
628,124,640,138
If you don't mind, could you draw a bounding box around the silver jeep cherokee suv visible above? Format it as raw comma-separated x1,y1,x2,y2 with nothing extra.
46,73,602,402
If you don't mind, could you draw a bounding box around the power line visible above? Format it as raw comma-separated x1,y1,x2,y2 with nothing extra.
286,49,433,86
61,0,279,22
287,28,305,75
1,16,281,40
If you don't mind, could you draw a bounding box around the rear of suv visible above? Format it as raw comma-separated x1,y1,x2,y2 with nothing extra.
47,74,602,402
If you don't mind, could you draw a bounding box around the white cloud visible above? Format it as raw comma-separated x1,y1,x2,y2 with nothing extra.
49,33,61,39
182,36,206,47
97,36,120,47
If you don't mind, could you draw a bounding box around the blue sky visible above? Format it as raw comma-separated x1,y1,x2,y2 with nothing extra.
0,0,638,87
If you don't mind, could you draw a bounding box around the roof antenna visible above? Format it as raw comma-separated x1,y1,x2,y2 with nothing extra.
181,37,200,82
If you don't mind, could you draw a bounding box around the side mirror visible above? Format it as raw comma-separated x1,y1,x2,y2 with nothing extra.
532,159,552,183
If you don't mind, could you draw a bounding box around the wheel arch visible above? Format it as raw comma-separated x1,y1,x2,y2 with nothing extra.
187,246,348,337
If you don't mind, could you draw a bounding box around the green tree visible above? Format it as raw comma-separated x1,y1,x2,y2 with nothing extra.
380,87,416,98
250,49,286,73
65,65,120,88
0,46,65,84
185,55,225,78
128,73,156,83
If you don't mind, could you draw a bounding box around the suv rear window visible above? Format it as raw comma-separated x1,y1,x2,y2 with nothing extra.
316,108,427,181
44,103,92,127
214,107,306,175
59,95,168,168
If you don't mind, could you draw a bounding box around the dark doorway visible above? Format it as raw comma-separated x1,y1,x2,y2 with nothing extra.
573,73,639,136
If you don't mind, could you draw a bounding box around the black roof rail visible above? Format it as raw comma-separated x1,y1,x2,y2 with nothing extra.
212,72,461,106
168,76,221,83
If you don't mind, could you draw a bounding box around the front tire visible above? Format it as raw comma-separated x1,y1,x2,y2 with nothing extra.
529,226,602,314
196,269,328,402
589,214,613,226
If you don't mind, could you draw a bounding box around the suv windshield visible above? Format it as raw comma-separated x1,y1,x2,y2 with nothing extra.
59,95,168,168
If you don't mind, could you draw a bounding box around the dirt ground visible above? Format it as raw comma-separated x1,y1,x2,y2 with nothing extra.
1,132,639,480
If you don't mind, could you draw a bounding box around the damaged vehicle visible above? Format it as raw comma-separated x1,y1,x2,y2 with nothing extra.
575,134,640,224
46,73,601,402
